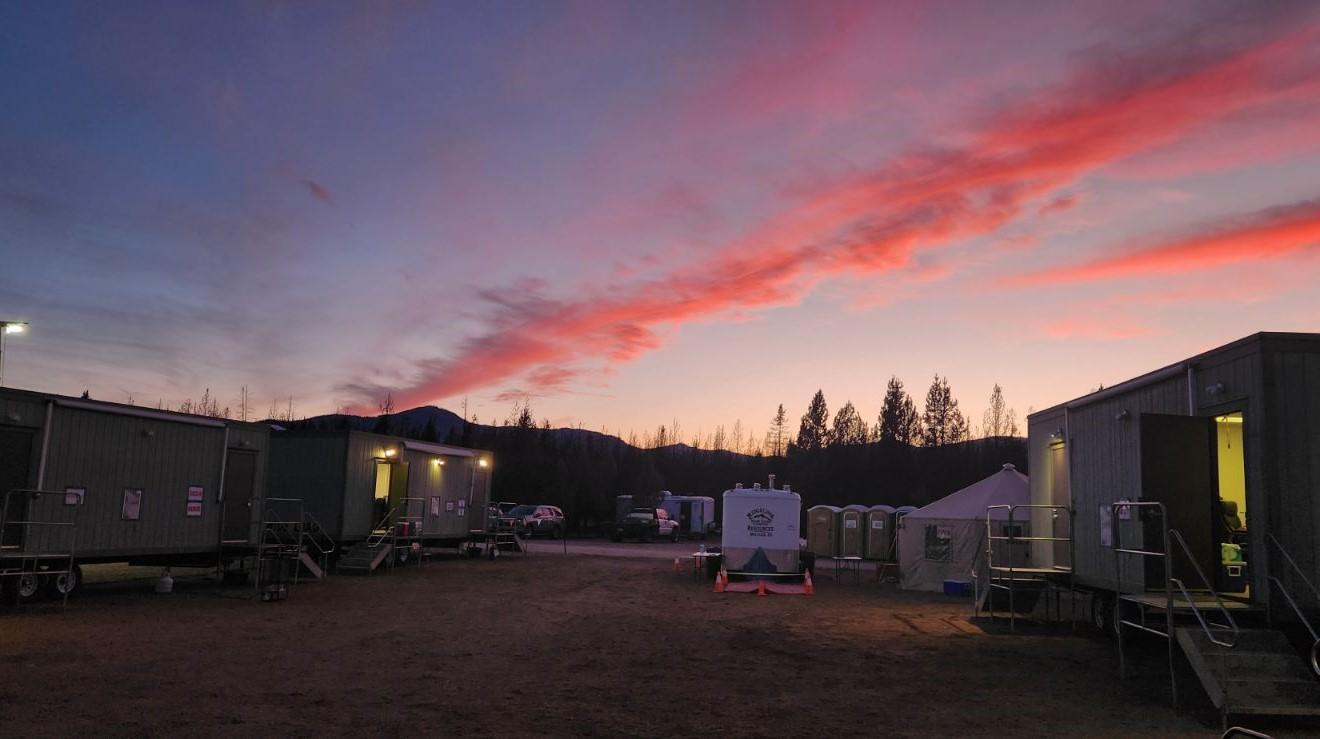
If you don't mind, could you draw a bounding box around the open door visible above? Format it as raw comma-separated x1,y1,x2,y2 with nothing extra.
1139,413,1218,589
222,449,257,542
387,461,410,519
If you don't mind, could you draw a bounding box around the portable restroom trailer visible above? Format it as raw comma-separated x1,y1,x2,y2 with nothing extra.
865,505,897,560
806,505,841,557
0,387,268,600
661,495,717,537
267,430,492,548
721,484,802,573
1027,332,1320,616
839,505,868,557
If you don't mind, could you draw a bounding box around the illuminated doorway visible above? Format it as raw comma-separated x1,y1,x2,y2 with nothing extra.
1215,412,1247,595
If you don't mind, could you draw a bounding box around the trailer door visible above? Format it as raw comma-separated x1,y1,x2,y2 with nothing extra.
222,449,257,543
1139,413,1218,588
0,426,35,548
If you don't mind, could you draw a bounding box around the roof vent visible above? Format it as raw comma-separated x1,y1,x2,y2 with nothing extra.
734,483,743,489
1002,463,1016,470
768,474,776,489
752,483,761,490
784,484,792,492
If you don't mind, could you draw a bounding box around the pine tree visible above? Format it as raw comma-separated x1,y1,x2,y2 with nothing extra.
766,404,788,457
877,376,923,445
794,390,829,452
983,383,1019,438
922,374,968,446
829,400,868,446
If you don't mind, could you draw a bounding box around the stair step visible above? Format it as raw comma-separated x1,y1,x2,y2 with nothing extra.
1220,678,1320,716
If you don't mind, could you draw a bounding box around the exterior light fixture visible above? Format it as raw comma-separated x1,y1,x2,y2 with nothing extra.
0,320,28,388
384,448,397,458
1115,409,1130,422
1206,382,1226,396
478,458,489,468
432,458,444,466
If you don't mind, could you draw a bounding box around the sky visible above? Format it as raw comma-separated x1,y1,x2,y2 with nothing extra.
2,1,1319,443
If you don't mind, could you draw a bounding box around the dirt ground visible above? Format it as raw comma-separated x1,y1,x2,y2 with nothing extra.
2,548,1316,738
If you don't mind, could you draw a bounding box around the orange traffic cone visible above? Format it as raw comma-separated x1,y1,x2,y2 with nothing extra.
673,557,681,572
713,569,726,593
756,580,767,596
804,570,815,596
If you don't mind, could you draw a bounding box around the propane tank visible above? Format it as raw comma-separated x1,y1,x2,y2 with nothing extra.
155,568,174,594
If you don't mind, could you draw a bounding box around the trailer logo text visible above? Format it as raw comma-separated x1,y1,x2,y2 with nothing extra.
746,507,775,537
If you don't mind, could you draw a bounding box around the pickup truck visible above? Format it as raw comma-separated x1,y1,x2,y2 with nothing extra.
611,507,680,543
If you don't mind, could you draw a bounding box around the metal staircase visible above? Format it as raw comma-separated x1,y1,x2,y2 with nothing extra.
297,510,336,580
979,504,1074,630
1111,502,1320,727
255,497,309,601
0,489,81,609
336,507,397,574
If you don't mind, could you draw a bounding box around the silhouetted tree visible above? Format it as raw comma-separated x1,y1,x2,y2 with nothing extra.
794,390,829,452
922,374,968,446
766,404,788,457
877,376,922,445
829,400,868,446
982,383,1019,438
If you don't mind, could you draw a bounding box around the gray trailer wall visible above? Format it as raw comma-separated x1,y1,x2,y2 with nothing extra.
29,402,227,558
342,432,399,541
464,459,492,535
268,434,349,539
1261,340,1320,595
405,449,477,539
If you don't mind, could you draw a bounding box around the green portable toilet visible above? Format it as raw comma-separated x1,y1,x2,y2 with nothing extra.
839,505,868,557
865,505,897,560
807,505,841,557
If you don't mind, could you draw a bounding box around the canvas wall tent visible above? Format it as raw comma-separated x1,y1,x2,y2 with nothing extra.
839,505,868,557
267,430,492,548
898,464,1029,592
1027,332,1320,610
865,505,897,560
806,505,840,557
0,387,271,599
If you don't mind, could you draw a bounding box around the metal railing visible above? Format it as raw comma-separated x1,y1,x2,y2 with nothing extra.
255,497,307,597
1112,500,1241,710
395,496,425,566
1265,533,1320,678
0,489,82,611
301,510,336,575
983,504,1074,630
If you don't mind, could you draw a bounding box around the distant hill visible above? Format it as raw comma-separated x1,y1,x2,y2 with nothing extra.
282,405,466,440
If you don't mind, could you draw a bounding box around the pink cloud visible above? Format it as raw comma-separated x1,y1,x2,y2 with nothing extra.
347,17,1320,411
1012,197,1320,286
1044,318,1158,342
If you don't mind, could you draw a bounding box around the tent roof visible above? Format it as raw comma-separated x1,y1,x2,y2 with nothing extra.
905,464,1029,521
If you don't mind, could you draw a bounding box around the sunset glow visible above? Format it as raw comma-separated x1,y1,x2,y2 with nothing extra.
3,2,1319,437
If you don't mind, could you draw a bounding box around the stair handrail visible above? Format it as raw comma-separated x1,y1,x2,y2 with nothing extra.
1265,574,1320,679
1221,728,1273,739
1266,533,1320,608
364,507,397,550
301,510,336,556
1168,528,1239,648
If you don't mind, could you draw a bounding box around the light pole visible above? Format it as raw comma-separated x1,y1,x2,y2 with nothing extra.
0,321,28,387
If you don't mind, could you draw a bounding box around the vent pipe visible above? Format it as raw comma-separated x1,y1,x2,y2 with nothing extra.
768,474,776,490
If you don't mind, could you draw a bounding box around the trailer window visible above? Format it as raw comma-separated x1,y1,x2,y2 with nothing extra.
121,488,143,521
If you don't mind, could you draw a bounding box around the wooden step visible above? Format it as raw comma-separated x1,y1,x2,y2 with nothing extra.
1177,627,1320,718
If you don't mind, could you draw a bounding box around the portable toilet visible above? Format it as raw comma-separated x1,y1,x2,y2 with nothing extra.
807,505,841,557
721,484,802,574
865,505,897,560
839,505,868,557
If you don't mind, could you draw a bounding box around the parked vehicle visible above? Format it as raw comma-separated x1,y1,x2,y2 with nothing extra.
502,504,565,538
612,508,679,543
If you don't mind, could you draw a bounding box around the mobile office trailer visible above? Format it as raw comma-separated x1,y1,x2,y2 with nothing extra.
267,430,492,550
0,387,267,600
1027,332,1320,616
661,495,716,537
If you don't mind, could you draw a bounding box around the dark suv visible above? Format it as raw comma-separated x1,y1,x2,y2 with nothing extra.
612,507,680,543
503,504,565,538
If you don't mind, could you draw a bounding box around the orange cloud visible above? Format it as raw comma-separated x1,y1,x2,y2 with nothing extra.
347,17,1320,411
1013,198,1320,286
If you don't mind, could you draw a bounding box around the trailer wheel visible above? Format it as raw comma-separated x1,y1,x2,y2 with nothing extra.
45,564,81,599
8,572,44,604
